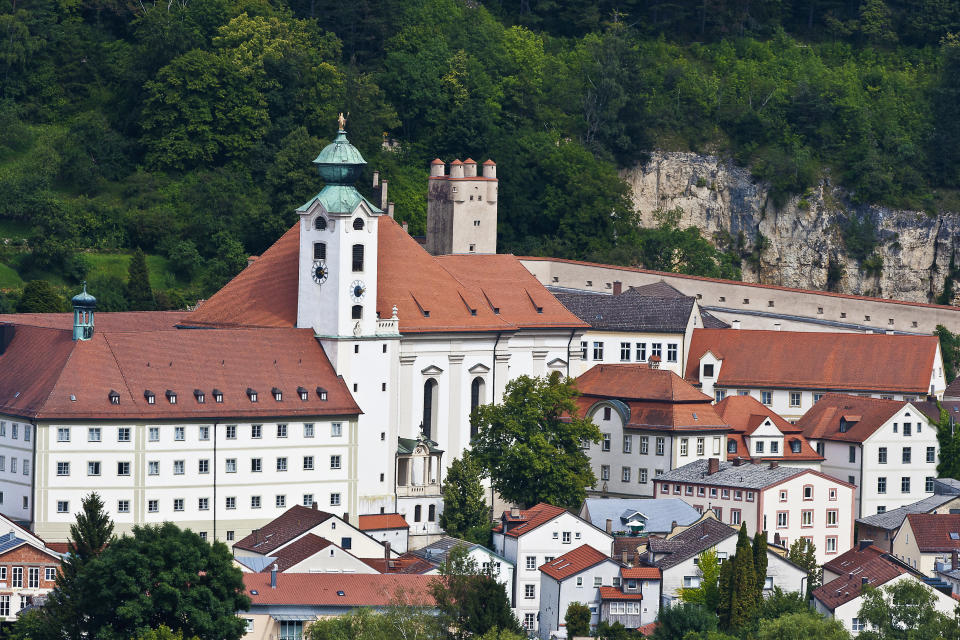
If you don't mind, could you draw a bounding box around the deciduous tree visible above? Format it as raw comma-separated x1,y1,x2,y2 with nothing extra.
440,453,490,545
564,602,591,638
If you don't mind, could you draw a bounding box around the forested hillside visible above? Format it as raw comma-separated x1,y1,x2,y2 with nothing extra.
2,0,960,310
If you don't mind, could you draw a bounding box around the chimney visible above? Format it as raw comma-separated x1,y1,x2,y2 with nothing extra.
671,520,678,530
380,180,389,210
387,202,395,218
606,519,613,534
372,170,380,187
613,281,622,296
510,506,520,518
311,501,318,510
773,322,781,331
732,320,740,330
270,563,278,589
384,541,391,568
885,329,894,335
342,512,349,525
247,255,258,266
253,529,260,545
769,461,779,469
733,457,744,467
859,539,874,551
861,577,869,586
707,458,720,475
649,355,661,370
621,551,627,564
402,221,409,233
952,549,958,570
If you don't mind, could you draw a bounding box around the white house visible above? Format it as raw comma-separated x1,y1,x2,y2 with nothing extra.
556,280,728,378
685,329,945,420
654,458,856,564
798,395,939,518
713,395,823,468
358,513,409,554
409,536,515,595
646,513,806,605
492,504,614,633
891,513,960,576
574,364,730,498
813,544,957,635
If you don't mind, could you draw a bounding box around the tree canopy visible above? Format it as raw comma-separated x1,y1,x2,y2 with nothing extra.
439,453,491,546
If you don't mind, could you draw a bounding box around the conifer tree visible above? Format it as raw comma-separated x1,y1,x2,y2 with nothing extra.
717,557,733,629
126,248,156,311
752,530,768,600
727,525,757,631
440,453,490,544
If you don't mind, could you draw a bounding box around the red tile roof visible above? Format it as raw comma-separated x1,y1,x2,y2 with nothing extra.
233,505,336,554
494,503,567,538
575,365,729,432
540,545,611,580
266,534,333,572
620,567,660,580
243,572,437,606
358,514,409,531
685,329,938,393
0,325,359,421
823,544,886,576
797,394,910,443
715,395,823,462
813,546,906,611
598,586,644,600
0,311,187,331
637,622,658,636
359,554,436,574
904,514,960,552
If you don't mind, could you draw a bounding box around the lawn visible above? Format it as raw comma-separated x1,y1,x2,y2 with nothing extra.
84,252,179,289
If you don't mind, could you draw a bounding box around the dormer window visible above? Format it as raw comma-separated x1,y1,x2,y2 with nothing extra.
247,388,258,403
213,389,223,403
791,439,801,453
144,390,155,405
272,387,282,402
166,390,177,404
703,364,715,378
317,387,328,401
108,390,120,405
298,386,309,401
194,389,205,404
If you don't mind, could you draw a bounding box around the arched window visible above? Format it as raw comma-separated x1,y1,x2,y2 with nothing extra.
422,378,438,440
353,217,365,230
470,377,485,439
313,242,326,260
428,504,436,521
414,505,422,522
315,217,327,230
352,305,362,320
352,244,364,271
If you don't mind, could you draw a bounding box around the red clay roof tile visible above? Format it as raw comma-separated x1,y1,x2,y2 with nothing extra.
797,394,910,443
715,395,823,462
243,572,436,606
904,514,960,552
620,567,660,579
598,586,644,600
495,503,567,538
233,505,336,554
540,545,611,580
358,514,409,531
265,534,333,572
814,546,906,611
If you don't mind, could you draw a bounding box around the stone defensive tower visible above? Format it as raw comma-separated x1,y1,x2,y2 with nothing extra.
425,157,498,255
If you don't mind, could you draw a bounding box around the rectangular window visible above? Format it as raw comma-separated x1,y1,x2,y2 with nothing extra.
656,437,665,456
10,424,16,439
56,427,70,442
623,435,632,454
314,242,326,260
680,438,689,456
304,423,315,438
148,461,159,475
789,391,801,407
251,424,262,439
904,422,912,436
803,485,813,500
118,500,130,513
303,456,314,470
620,342,630,361
174,426,185,441
715,389,726,403
746,491,754,502
45,567,56,581
352,244,364,271
56,501,69,514
225,496,236,510
667,344,678,362
878,447,887,464
251,458,262,472
731,509,741,525
524,614,536,631
696,437,705,456
827,509,838,527
927,447,936,463
761,391,772,405
148,499,159,513
117,461,130,476
173,498,184,512
0,596,8,617
849,446,856,463
225,458,237,473
801,510,813,527
198,459,209,474
600,465,610,481
826,537,837,553
756,441,765,454
526,556,536,570
330,455,341,470
87,427,100,442
776,512,788,528
199,426,210,440
149,427,159,442
562,532,571,544
22,459,28,476
878,477,887,494
173,460,184,475
276,457,288,472
10,458,15,474
27,567,38,588
902,476,911,493
592,342,604,360
330,493,341,506
602,433,611,451
770,441,779,453
651,343,662,360
331,423,342,437
118,427,130,442
277,424,287,438
250,496,261,509
903,447,912,464
639,468,648,484
276,495,287,508
622,467,631,482
636,343,647,361
56,462,70,476
226,425,237,439
927,476,935,493
580,341,588,360
302,494,314,507
88,461,101,476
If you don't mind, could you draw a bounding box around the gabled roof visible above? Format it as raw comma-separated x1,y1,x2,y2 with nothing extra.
265,533,333,572
1,311,187,331
540,545,612,580
903,514,960,552
358,514,409,531
655,459,850,491
599,586,644,600
945,377,960,400
233,505,336,554
243,573,437,606
814,546,906,611
360,554,436,574
648,518,737,570
581,498,700,535
626,281,686,298
0,324,360,421
620,566,660,579
408,536,507,567
684,329,939,393
857,494,959,531
494,503,568,538
715,395,823,462
797,394,913,443
554,290,695,333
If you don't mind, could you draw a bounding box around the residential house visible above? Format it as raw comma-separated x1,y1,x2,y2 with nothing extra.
233,533,379,575
574,364,731,498
891,513,960,575
408,536,514,596
798,395,939,517
492,503,614,633
654,458,855,564
856,493,960,553
537,545,626,639
555,281,727,378
579,498,700,537
813,544,957,635
598,567,661,632
645,513,806,605
713,395,823,468
233,504,394,562
240,572,436,640
358,514,409,554
0,527,62,622
685,329,945,420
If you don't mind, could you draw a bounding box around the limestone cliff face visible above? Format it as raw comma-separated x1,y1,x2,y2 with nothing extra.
621,152,960,304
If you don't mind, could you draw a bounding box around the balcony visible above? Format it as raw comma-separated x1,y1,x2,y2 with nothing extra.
396,481,441,498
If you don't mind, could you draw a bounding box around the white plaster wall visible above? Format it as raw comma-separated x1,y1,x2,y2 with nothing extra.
0,417,36,525
572,330,686,377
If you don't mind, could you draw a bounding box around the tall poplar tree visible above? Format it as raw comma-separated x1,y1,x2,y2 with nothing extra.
439,453,490,544
126,248,156,311
718,524,758,632
752,530,768,601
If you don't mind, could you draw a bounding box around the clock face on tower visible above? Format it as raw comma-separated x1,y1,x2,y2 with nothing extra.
350,280,366,302
311,260,328,285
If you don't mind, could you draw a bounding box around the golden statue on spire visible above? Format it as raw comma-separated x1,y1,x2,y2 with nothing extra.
338,112,346,130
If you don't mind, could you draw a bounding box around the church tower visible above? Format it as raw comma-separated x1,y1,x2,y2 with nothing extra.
296,119,384,337
425,157,498,255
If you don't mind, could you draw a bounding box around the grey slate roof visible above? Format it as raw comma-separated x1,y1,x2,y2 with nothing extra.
648,518,737,570
935,478,960,495
656,459,805,489
234,555,278,572
555,289,696,333
582,498,700,535
627,281,686,298
0,532,26,554
700,311,729,329
857,494,959,531
409,535,511,566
